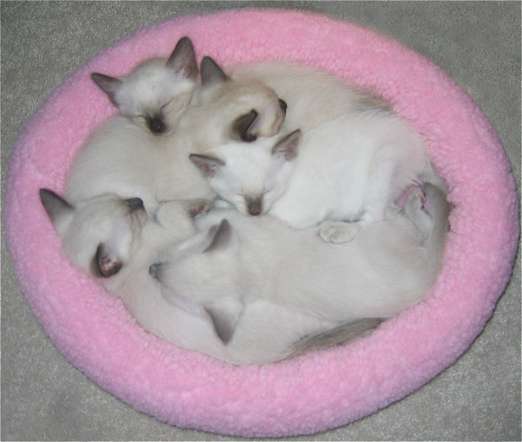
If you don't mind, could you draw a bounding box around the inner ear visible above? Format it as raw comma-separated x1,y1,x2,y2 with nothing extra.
204,305,238,344
39,188,74,225
166,36,198,79
189,153,225,177
92,243,122,278
231,110,259,142
203,219,232,253
272,129,302,161
90,73,122,106
200,56,229,86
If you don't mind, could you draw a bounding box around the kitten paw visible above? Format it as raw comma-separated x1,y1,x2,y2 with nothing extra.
319,221,361,244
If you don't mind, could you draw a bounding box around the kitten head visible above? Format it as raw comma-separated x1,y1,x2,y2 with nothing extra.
188,56,288,144
39,189,208,280
149,218,239,343
91,36,198,135
189,129,301,216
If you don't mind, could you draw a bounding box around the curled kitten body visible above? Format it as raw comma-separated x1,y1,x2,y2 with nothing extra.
67,56,287,211
154,184,450,364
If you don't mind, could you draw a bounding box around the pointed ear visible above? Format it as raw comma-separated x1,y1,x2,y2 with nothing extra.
39,188,74,226
90,72,122,106
92,243,122,278
203,219,232,253
204,298,243,344
272,129,301,161
231,110,259,142
200,56,229,86
204,305,238,344
189,153,225,177
166,36,198,80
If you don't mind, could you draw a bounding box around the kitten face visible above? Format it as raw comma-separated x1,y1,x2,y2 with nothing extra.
40,190,148,278
91,37,198,135
189,130,301,216
186,57,288,145
39,190,208,280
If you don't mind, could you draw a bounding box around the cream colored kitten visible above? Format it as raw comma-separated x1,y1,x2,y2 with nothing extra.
153,184,449,351
67,56,286,210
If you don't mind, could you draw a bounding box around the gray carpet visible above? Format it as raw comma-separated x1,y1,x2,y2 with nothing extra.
1,2,520,440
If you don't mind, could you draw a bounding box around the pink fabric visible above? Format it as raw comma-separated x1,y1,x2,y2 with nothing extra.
6,9,519,437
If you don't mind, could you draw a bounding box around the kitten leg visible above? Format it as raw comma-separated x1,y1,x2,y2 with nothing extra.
318,220,362,244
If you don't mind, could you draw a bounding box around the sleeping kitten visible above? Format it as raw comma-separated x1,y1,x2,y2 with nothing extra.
38,188,240,360
152,183,450,351
38,189,354,364
182,56,287,144
91,36,198,135
230,61,393,131
66,56,287,210
189,113,437,242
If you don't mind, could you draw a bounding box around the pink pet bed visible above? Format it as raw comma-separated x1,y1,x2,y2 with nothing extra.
6,9,519,437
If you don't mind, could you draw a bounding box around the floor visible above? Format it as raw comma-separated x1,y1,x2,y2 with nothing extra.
2,2,520,440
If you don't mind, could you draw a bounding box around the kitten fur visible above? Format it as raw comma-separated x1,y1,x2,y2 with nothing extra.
91,37,198,135
67,57,286,210
39,190,352,364
190,113,435,235
231,62,393,131
153,183,450,363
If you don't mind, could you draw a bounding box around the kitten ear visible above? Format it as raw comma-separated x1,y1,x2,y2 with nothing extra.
203,219,232,253
166,36,198,80
189,153,225,177
39,188,74,227
200,56,229,86
231,110,259,142
272,129,301,161
204,303,240,344
90,73,122,106
174,219,232,256
93,243,122,278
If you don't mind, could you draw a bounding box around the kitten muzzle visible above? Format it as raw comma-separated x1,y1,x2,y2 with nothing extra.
147,115,167,134
246,197,263,216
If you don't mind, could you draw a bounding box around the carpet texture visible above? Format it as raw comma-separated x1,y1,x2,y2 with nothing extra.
2,2,521,441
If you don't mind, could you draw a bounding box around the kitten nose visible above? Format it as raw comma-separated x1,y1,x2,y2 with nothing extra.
125,197,144,212
247,198,263,216
149,262,162,281
278,98,288,115
147,116,166,134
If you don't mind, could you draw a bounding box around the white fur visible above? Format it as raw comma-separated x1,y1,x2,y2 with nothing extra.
231,62,392,130
43,192,341,364
198,112,431,229
67,63,286,211
115,58,194,123
157,184,449,364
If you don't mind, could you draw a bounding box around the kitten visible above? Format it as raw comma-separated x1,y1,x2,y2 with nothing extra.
189,112,437,243
91,36,198,135
38,189,342,364
184,56,287,143
230,61,393,131
152,183,450,355
66,56,287,210
38,188,238,360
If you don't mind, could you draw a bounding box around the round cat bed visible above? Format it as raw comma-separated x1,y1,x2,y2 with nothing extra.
6,9,519,437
